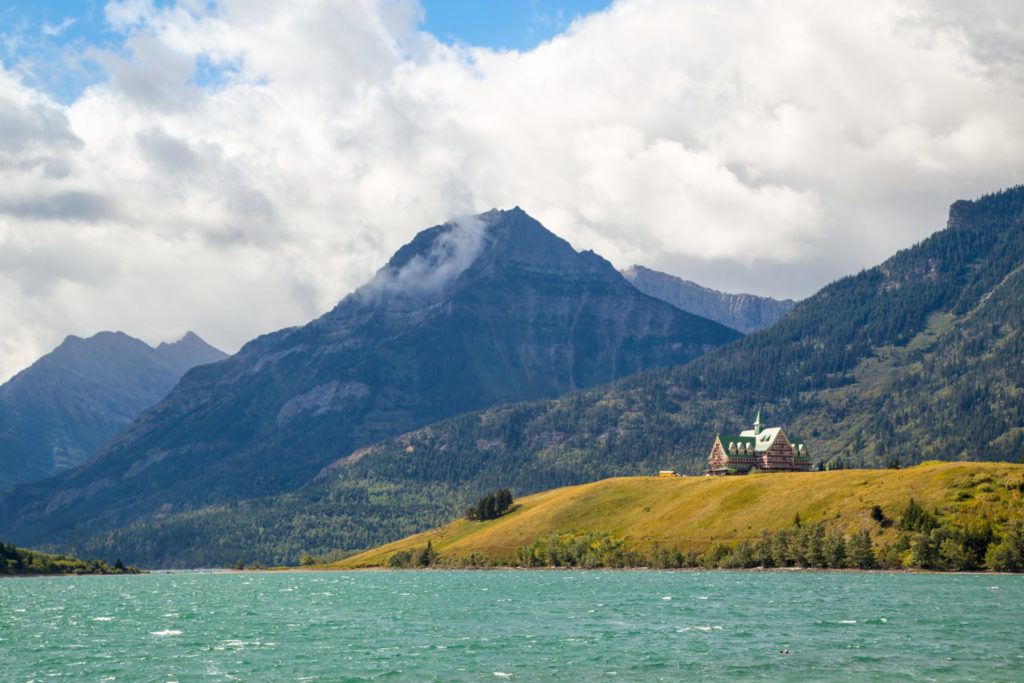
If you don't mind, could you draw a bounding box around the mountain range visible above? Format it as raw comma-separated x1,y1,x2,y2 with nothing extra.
0,208,738,561
0,331,225,490
622,265,796,333
3,187,1023,567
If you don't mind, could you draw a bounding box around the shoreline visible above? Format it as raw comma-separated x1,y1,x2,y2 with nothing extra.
6,565,1022,577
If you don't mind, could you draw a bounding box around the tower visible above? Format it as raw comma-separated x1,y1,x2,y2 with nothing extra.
753,409,763,436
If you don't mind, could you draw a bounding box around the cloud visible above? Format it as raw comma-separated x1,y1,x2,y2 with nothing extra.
41,18,78,37
0,190,115,222
356,214,487,307
1,0,1024,381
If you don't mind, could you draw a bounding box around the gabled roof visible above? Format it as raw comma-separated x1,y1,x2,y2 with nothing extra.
737,426,783,452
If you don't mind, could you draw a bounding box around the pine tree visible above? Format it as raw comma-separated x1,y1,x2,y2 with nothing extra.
824,530,846,568
847,530,876,569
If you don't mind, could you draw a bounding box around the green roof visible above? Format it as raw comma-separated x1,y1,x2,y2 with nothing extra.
719,435,755,446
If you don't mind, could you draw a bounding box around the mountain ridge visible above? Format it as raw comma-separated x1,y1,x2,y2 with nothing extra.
0,331,226,489
622,265,797,333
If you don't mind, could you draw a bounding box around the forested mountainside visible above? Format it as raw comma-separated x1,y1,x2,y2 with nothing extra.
622,265,797,333
0,208,737,561
0,331,225,489
47,186,1024,567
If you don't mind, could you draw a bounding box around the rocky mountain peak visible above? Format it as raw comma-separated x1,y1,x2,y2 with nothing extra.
155,331,228,374
345,207,616,313
946,185,1024,232
0,329,226,490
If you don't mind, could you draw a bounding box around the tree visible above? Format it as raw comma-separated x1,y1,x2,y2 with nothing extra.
939,538,973,571
899,498,937,533
496,488,513,514
909,529,944,569
803,524,826,568
985,521,1024,572
824,530,846,568
388,550,413,568
414,541,437,568
465,488,514,521
770,528,794,567
847,530,875,569
754,530,775,567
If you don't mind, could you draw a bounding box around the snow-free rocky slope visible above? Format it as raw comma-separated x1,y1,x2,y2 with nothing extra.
0,331,226,489
0,208,738,554
622,265,796,333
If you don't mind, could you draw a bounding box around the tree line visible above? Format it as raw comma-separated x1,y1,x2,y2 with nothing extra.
1,540,140,575
384,497,1024,572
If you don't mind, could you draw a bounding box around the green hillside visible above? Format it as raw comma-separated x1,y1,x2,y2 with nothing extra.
1,540,141,576
336,462,1024,571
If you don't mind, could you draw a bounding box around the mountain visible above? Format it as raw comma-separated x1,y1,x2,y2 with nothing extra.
334,462,1024,570
54,186,1024,567
0,331,226,490
0,208,739,559
622,265,796,333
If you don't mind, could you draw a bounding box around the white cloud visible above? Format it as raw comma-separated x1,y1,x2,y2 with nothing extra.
1,0,1024,380
41,18,77,37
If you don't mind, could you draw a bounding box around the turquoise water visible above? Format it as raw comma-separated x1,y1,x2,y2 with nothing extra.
2,570,1022,681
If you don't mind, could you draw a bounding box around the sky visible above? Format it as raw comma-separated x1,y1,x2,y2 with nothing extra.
1,0,1023,381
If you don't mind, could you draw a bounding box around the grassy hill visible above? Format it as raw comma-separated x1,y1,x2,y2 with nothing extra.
334,462,1024,571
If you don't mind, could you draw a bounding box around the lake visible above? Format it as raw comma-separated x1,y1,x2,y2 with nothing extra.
2,570,1022,681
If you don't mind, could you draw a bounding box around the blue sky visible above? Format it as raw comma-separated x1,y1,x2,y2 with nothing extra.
420,0,611,50
1,1,612,101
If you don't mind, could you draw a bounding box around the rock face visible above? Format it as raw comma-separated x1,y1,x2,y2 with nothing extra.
0,208,739,549
0,331,226,489
622,265,797,333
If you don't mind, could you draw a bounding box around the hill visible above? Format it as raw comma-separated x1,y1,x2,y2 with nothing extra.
0,539,142,576
0,208,737,559
18,186,1024,568
0,331,226,489
622,265,797,332
336,462,1024,571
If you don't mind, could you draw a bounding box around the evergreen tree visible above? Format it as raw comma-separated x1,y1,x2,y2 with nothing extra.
804,523,826,567
900,499,937,533
847,530,876,569
824,530,847,568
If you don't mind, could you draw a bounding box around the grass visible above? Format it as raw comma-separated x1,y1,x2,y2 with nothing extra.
331,461,1024,568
